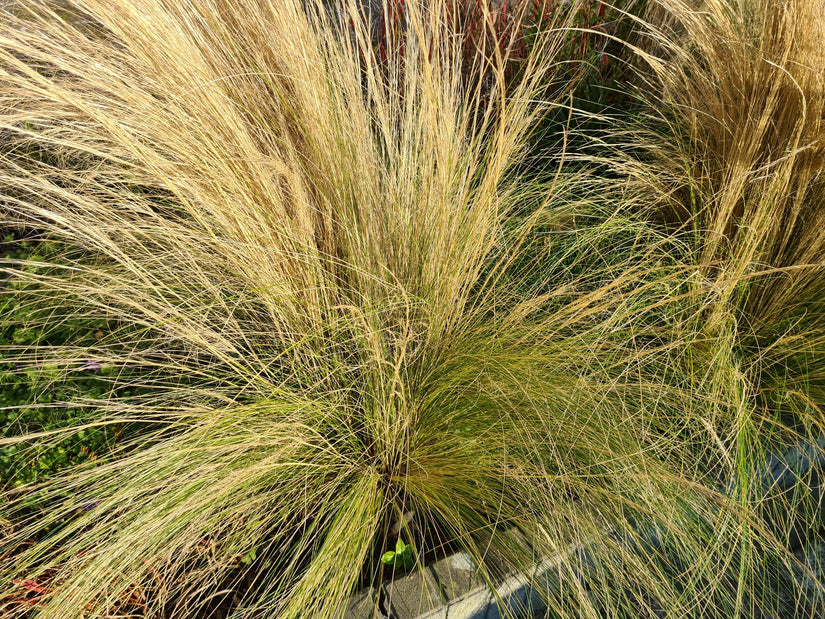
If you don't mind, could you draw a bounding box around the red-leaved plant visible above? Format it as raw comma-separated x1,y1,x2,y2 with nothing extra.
361,0,609,95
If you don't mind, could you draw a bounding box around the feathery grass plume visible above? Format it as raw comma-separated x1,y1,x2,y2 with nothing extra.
594,0,825,610
0,0,811,617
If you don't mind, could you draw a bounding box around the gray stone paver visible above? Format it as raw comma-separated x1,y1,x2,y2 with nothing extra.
383,566,445,619
344,586,384,619
429,552,482,602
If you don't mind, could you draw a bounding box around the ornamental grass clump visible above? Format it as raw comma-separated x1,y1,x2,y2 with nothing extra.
612,0,825,475
0,0,822,618
598,0,825,606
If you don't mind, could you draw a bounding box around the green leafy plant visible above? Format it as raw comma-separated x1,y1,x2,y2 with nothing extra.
0,234,144,487
381,538,415,571
240,547,257,567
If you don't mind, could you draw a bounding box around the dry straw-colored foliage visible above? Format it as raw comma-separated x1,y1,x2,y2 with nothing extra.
0,0,823,617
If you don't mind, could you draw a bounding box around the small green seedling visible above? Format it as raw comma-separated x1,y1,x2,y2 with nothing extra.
240,547,257,566
382,539,414,571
